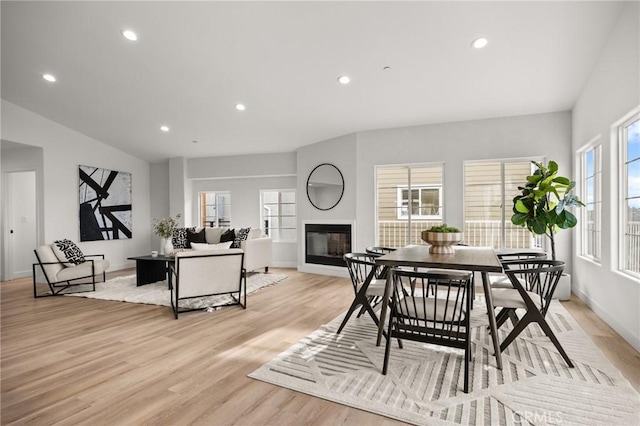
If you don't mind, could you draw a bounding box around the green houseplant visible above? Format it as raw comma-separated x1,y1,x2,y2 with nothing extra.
511,161,584,260
421,223,463,254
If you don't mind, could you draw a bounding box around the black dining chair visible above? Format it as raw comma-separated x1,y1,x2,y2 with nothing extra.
338,253,389,334
491,259,574,368
490,251,548,289
365,246,397,256
383,268,473,393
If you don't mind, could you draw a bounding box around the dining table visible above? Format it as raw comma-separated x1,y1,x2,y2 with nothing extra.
375,244,505,370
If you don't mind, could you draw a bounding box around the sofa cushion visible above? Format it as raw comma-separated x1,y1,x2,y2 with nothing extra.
231,227,251,248
52,239,85,267
56,258,110,281
190,241,233,251
248,228,262,239
220,229,236,244
187,228,207,247
205,227,226,244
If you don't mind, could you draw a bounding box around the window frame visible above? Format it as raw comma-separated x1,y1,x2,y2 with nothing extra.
260,189,297,243
375,162,445,247
463,157,544,250
618,111,640,279
396,185,442,220
577,139,602,263
199,191,231,228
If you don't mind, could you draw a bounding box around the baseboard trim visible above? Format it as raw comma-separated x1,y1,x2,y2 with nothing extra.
573,287,640,352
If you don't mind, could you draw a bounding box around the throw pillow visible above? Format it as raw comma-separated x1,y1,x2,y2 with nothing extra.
51,239,86,267
191,241,233,251
186,228,206,247
220,228,236,244
172,227,193,249
231,227,251,248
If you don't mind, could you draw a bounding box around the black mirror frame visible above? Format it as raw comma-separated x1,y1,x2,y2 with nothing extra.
306,163,345,211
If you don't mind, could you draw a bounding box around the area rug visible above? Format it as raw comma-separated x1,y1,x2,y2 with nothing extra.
66,273,287,310
249,299,640,426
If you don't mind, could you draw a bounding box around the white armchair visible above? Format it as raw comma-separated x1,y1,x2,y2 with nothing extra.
170,249,246,319
33,244,110,297
241,235,272,273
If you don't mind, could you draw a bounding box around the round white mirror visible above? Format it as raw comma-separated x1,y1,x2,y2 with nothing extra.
306,163,344,211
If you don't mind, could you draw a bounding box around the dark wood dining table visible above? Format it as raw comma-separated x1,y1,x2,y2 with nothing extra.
375,244,505,370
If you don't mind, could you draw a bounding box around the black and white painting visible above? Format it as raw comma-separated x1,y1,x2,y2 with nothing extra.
79,165,132,241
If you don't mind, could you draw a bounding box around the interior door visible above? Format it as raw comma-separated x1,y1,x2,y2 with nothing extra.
5,171,37,280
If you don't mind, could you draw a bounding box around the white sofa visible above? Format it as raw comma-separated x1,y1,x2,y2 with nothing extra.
200,227,272,273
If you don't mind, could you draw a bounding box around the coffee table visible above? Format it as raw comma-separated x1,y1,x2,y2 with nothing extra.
127,255,174,288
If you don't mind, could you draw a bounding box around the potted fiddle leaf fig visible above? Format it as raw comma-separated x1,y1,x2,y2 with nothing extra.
511,160,584,261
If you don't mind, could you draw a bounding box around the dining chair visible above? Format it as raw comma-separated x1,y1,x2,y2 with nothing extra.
491,259,574,367
338,253,389,334
490,251,548,289
365,246,396,256
383,268,473,393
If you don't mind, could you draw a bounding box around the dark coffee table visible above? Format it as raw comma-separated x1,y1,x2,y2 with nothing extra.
127,255,175,287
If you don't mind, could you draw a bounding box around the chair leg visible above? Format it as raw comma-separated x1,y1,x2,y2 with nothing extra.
495,308,511,328
536,314,575,368
463,340,470,393
337,299,363,334
499,313,534,352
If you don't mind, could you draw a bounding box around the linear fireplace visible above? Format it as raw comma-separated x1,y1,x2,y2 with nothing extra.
305,223,352,267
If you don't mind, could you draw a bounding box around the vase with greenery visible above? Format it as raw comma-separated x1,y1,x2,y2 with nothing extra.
421,223,463,254
153,214,181,255
511,160,584,260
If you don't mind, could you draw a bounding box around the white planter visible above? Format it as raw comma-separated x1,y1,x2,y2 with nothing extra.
554,273,571,301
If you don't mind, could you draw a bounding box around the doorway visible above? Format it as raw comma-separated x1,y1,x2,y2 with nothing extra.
3,171,37,280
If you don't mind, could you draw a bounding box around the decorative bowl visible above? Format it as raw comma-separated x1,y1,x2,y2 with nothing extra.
421,231,464,254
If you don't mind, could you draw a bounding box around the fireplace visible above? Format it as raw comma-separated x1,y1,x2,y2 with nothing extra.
305,224,352,267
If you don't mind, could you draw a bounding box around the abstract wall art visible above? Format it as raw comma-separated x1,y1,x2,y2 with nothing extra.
79,165,132,241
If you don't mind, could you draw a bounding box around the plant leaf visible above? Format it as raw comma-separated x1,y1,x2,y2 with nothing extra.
548,161,558,173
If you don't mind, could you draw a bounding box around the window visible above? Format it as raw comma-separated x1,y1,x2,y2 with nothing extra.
464,159,542,249
376,164,443,247
397,186,442,219
199,192,231,228
620,114,640,277
261,190,296,242
579,143,602,260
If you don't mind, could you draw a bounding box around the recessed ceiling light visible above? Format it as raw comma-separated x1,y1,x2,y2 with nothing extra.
122,29,138,41
160,125,169,132
235,104,246,111
471,37,489,49
337,75,351,85
42,74,56,82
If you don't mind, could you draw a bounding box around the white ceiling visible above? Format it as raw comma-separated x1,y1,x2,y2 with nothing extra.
1,1,626,163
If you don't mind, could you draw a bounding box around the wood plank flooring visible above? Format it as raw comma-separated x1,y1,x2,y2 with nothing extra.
2,268,639,425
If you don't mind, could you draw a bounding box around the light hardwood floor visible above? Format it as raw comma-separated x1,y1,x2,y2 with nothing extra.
2,268,639,425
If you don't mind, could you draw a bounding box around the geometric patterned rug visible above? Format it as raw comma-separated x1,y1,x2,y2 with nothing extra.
249,299,640,425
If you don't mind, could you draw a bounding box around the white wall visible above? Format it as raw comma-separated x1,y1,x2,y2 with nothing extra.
296,133,357,275
571,2,640,351
157,152,298,267
149,162,170,251
354,112,573,263
1,100,152,271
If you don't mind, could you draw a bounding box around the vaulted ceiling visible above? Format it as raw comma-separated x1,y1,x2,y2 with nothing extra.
1,1,626,162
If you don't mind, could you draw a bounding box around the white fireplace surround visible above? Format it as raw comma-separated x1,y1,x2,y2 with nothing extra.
298,220,356,277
